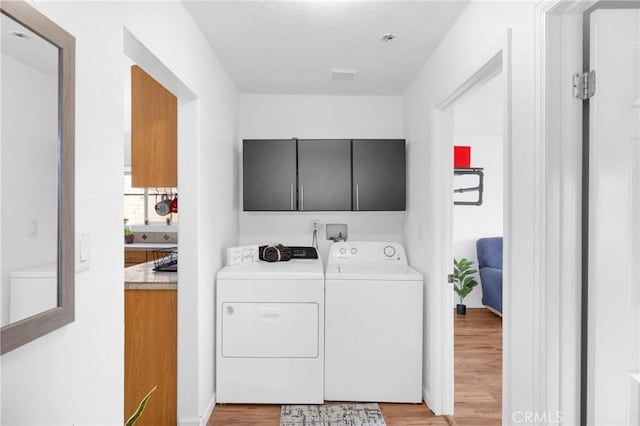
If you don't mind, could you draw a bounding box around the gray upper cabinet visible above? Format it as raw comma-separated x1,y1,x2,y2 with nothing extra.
243,138,406,212
352,139,406,211
298,139,351,211
243,139,297,211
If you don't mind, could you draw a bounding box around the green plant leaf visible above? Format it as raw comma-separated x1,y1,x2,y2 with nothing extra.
459,287,473,298
125,385,157,426
452,257,478,303
462,276,476,286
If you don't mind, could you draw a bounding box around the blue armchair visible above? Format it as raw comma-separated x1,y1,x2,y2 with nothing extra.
476,237,503,315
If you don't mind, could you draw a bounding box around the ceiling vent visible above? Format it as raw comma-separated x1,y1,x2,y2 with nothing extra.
330,68,358,81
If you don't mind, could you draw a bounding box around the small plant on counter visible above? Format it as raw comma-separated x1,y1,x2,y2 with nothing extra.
125,385,157,426
453,257,478,315
124,219,134,244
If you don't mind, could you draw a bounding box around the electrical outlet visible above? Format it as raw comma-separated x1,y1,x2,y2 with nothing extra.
311,220,323,230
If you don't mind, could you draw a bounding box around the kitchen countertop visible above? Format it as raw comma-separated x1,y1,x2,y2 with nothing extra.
125,260,177,290
124,243,178,251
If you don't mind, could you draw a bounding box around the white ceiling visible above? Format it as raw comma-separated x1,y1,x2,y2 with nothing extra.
182,1,470,95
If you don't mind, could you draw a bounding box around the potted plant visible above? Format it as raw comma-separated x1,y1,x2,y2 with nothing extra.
124,218,135,244
453,257,478,315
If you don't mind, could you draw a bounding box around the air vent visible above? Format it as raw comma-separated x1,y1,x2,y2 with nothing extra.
330,68,358,81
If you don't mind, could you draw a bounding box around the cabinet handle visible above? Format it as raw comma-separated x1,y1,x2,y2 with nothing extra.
290,184,294,210
300,185,304,211
356,184,360,211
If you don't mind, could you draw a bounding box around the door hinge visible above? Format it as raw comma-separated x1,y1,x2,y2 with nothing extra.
573,71,596,100
448,274,454,284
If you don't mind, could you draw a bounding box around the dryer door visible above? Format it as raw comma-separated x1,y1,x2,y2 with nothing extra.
221,302,318,358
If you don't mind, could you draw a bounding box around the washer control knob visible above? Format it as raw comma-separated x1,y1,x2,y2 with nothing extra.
339,247,347,254
383,245,396,257
351,248,358,255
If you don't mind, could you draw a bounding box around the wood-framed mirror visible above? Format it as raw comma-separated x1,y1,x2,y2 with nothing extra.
1,0,75,354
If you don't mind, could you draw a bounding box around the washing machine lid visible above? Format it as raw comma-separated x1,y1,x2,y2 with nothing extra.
217,258,324,280
10,264,57,278
325,263,423,281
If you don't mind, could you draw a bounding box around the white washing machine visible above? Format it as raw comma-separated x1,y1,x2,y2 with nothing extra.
325,241,423,403
10,264,57,323
216,248,324,403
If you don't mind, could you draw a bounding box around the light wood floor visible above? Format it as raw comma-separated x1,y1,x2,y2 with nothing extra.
451,308,502,426
207,308,502,426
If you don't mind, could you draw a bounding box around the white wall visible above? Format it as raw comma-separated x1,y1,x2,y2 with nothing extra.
238,95,404,260
0,52,58,325
403,0,539,417
452,73,503,308
0,2,238,425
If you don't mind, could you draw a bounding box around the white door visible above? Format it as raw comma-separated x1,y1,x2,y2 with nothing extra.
587,9,640,426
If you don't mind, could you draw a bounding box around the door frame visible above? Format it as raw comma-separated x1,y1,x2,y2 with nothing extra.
537,2,640,425
123,27,206,425
431,30,512,415
535,1,594,425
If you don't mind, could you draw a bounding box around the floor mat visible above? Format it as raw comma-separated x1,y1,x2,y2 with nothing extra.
280,403,386,426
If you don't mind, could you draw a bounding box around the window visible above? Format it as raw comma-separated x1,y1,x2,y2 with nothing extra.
124,172,178,225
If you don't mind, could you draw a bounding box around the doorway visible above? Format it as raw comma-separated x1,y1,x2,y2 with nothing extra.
123,27,198,425
451,72,504,422
430,30,512,417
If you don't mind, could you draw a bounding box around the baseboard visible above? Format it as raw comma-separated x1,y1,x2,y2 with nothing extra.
178,392,216,426
201,392,216,426
484,305,503,317
423,385,434,413
178,417,200,426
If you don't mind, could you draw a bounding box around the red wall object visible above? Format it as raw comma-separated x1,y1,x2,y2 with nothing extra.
454,146,471,168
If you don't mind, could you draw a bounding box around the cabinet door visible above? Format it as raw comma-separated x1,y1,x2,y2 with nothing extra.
298,139,351,211
352,139,406,211
243,139,297,211
131,65,177,188
124,249,148,268
125,290,176,426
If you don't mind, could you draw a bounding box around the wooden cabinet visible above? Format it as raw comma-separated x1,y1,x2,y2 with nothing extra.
298,139,351,211
124,249,149,268
125,289,177,426
131,65,177,188
243,139,297,211
352,139,406,211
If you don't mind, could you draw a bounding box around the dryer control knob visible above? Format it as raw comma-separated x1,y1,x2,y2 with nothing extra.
383,245,396,257
339,248,347,254
351,248,358,255
225,305,235,315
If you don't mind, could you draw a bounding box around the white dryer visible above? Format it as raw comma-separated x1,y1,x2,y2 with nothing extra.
216,249,324,403
324,241,423,403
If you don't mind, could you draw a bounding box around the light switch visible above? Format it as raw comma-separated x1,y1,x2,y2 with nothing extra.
76,232,90,272
27,219,38,238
